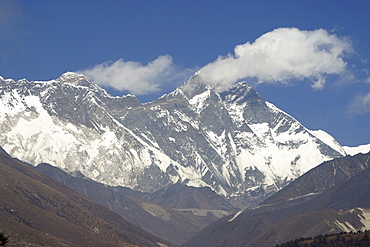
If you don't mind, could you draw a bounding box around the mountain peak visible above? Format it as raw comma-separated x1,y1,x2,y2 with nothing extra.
0,75,21,84
179,72,258,105
56,72,90,85
56,72,112,97
220,80,263,105
178,72,210,99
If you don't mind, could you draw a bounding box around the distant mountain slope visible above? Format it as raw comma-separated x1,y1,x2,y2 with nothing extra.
0,72,346,207
184,152,370,247
262,151,370,205
249,166,370,247
277,230,370,247
36,163,232,245
0,152,173,247
114,183,233,210
0,146,9,156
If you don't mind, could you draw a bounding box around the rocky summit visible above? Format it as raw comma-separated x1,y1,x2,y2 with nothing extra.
0,72,345,207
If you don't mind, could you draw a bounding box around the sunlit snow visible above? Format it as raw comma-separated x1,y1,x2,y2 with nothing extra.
0,74,351,200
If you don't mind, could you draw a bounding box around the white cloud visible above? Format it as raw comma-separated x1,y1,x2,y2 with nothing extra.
80,55,194,95
80,27,353,96
199,27,352,92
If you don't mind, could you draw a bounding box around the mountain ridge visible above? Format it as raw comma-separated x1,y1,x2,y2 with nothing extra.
0,151,173,247
35,162,232,245
184,152,370,247
0,72,353,207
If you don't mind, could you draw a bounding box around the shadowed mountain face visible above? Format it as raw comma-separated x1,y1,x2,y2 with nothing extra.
113,183,233,210
184,152,370,247
0,152,173,247
0,146,9,156
0,72,344,207
35,163,234,245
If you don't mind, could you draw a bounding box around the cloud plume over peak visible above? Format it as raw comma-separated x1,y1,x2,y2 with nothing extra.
80,55,194,95
199,27,352,92
80,28,353,96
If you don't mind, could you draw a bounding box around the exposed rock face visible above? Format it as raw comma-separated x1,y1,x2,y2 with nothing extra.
0,72,344,206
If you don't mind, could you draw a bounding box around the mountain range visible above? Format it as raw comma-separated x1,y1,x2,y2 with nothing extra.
0,150,172,247
0,72,348,208
2,146,370,246
185,151,370,247
34,162,233,245
1,72,370,246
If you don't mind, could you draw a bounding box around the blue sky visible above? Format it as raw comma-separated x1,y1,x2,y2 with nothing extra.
1,0,370,146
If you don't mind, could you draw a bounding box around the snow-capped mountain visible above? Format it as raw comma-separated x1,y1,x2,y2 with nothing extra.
0,72,345,206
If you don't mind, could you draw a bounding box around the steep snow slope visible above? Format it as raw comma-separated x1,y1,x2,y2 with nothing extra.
310,129,347,156
0,72,346,206
343,144,370,156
